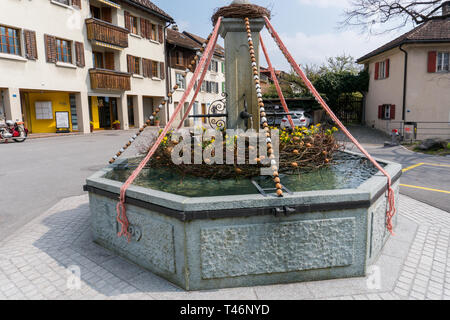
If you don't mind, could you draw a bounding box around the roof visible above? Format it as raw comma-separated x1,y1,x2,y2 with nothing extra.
182,31,225,57
121,0,174,22
166,28,200,50
357,17,450,63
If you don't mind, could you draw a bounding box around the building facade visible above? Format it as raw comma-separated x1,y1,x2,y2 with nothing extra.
0,0,173,134
357,3,450,139
166,27,225,128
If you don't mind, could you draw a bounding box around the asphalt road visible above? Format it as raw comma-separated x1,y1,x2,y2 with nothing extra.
1,129,448,241
362,144,450,213
0,130,151,241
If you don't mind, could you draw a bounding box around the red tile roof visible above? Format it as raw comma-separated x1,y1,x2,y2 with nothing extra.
357,17,450,63
166,28,200,50
121,0,174,22
182,31,225,57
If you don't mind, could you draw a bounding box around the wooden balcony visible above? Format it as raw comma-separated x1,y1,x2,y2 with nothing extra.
89,68,131,91
86,18,129,49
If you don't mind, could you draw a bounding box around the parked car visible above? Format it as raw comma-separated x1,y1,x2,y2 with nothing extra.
280,110,312,129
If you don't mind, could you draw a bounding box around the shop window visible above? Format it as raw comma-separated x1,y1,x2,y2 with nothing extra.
69,94,78,131
35,101,53,120
0,25,21,56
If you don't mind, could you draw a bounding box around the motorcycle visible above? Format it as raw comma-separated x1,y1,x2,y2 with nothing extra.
0,119,28,143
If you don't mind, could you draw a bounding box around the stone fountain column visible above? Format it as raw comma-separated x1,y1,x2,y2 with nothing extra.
220,17,264,130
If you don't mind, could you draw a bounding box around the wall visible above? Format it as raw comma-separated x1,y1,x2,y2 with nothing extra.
363,43,450,139
27,91,72,133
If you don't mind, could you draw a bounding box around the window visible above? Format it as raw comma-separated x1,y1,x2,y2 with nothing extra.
90,5,101,19
378,104,396,120
375,59,389,80
92,52,103,69
35,101,53,120
208,60,218,72
134,56,140,75
175,51,183,65
56,38,72,63
152,60,159,78
176,73,186,90
0,25,21,56
437,52,449,72
378,61,386,79
201,81,207,92
130,15,138,35
54,0,70,5
151,24,157,41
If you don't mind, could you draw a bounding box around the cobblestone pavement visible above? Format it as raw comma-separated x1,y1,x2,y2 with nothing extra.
0,194,449,300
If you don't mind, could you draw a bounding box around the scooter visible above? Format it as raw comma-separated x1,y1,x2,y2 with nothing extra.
0,119,28,143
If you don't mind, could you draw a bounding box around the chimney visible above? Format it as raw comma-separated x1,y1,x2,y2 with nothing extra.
443,1,450,16
172,24,179,32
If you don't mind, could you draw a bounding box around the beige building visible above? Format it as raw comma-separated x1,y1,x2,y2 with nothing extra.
357,4,450,140
166,27,226,128
0,0,173,134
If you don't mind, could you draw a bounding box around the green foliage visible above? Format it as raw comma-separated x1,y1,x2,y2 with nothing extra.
263,55,369,109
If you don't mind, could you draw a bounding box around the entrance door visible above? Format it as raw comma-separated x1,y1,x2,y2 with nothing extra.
127,96,135,127
98,97,111,128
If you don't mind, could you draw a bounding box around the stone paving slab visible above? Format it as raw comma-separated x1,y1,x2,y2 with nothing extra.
0,194,449,300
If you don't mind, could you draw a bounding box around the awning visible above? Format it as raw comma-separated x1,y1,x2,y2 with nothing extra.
92,41,124,51
98,0,121,9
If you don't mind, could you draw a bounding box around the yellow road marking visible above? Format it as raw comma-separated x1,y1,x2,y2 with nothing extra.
402,162,450,173
400,184,450,195
402,163,425,173
422,163,450,168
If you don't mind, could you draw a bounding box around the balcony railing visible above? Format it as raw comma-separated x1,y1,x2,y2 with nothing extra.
89,68,131,91
85,18,129,49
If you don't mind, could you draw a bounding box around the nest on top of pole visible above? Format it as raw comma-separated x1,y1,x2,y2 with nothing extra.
212,3,271,25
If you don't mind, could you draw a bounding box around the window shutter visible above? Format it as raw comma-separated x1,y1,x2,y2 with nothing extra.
222,62,225,73
142,59,148,77
140,19,147,38
428,51,437,73
158,25,163,44
374,62,379,80
24,30,38,60
127,55,133,73
385,59,390,78
72,0,81,9
390,105,396,120
124,12,131,31
160,62,165,79
75,42,85,67
104,52,114,70
222,82,225,93
378,105,383,119
44,34,57,63
101,7,112,23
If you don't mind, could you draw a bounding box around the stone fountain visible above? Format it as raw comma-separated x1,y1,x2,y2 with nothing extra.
85,2,401,291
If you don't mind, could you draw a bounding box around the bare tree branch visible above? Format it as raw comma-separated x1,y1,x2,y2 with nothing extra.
340,0,449,35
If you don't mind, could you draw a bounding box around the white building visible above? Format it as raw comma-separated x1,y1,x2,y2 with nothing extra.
166,27,226,128
0,0,174,134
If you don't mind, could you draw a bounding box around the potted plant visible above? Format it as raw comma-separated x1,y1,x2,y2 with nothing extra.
112,120,121,130
90,121,94,133
154,117,160,127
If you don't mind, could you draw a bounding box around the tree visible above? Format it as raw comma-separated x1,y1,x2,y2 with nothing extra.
320,55,362,75
342,0,449,34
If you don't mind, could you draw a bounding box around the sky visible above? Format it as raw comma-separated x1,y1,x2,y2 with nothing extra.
152,0,413,71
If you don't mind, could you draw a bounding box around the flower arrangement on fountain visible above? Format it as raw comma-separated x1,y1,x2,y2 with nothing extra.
135,124,341,180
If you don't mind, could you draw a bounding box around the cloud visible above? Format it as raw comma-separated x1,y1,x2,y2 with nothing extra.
297,0,351,8
260,29,403,71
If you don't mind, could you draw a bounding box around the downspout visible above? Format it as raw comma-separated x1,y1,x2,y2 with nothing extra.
164,22,173,124
399,44,408,122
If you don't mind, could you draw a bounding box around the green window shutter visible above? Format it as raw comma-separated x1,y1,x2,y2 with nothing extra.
222,82,225,93
221,62,225,73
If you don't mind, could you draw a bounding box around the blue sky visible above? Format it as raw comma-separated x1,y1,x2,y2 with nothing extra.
152,0,411,71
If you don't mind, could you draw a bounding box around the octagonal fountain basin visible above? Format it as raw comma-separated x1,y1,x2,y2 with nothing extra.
84,151,402,291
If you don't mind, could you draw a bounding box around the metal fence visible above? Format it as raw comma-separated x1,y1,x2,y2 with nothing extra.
388,121,450,142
